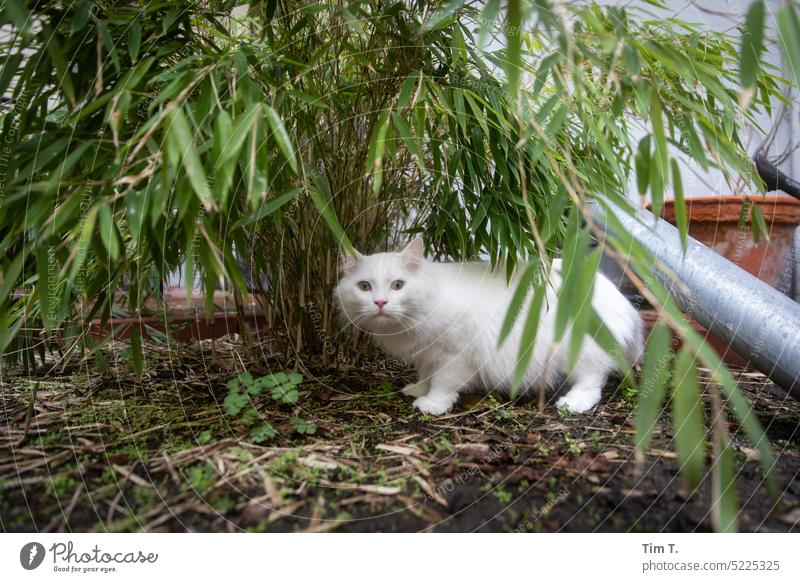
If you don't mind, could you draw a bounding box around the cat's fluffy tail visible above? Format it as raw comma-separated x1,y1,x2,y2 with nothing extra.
624,311,645,367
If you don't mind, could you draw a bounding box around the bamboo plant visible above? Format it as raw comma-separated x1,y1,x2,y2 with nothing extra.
1,0,798,531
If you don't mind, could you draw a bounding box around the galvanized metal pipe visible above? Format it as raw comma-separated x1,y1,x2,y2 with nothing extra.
593,199,800,399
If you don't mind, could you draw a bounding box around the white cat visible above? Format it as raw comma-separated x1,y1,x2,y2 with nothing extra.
334,239,643,416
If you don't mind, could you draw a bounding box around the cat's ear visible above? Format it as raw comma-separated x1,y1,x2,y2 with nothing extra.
400,237,424,271
339,248,363,276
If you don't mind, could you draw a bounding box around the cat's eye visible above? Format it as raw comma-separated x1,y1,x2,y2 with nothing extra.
357,281,372,292
391,280,405,290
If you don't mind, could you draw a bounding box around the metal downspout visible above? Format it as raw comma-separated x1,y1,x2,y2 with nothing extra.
594,199,800,398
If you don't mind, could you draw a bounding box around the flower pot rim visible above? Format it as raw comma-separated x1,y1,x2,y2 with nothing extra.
654,194,800,224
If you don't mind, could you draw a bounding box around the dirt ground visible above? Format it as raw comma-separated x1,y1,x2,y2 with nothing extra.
1,336,799,532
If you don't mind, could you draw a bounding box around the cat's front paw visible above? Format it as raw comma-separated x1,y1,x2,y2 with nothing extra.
401,382,428,397
413,395,452,416
556,392,600,414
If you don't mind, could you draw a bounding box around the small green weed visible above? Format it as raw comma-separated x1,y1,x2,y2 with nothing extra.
223,371,315,442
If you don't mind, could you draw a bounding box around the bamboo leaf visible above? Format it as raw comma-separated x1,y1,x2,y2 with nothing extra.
650,92,668,217
511,282,547,396
555,211,587,343
478,0,501,48
567,248,602,371
218,104,260,167
98,205,120,261
499,258,540,345
671,159,688,252
635,322,672,452
43,26,76,106
740,1,765,88
673,347,706,490
505,0,523,103
392,112,424,171
3,0,29,29
750,202,769,243
35,246,53,330
166,107,215,211
635,135,651,198
777,3,800,88
234,188,302,229
712,428,739,532
340,6,368,39
366,110,391,196
421,0,466,33
306,165,353,254
397,71,420,110
130,18,142,62
0,252,26,307
265,105,298,173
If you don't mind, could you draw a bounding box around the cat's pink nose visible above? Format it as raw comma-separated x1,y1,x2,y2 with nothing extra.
374,299,388,309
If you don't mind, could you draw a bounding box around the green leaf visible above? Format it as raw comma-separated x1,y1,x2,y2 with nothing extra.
130,18,142,62
672,347,706,490
43,27,76,106
671,159,688,252
499,258,541,346
166,107,215,211
234,188,302,229
366,110,391,195
421,0,466,33
305,164,354,254
505,0,523,103
290,416,317,435
0,251,25,309
750,202,769,243
129,325,144,380
712,430,739,532
740,1,765,88
650,92,668,217
397,71,420,110
212,110,234,203
511,282,547,396
568,248,603,371
265,105,298,173
340,6,368,39
555,213,588,343
635,136,651,198
223,390,248,416
777,3,800,88
0,52,23,97
220,104,261,165
68,205,98,283
478,0,501,48
272,384,299,404
635,322,672,452
392,112,424,171
35,246,55,330
251,422,277,443
3,0,29,29
98,204,120,260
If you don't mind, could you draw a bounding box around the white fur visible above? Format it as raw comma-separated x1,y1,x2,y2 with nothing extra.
334,240,643,416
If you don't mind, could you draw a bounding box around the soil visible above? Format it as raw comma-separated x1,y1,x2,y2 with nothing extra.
1,336,799,532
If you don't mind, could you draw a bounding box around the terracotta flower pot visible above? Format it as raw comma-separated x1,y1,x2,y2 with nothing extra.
657,195,800,291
